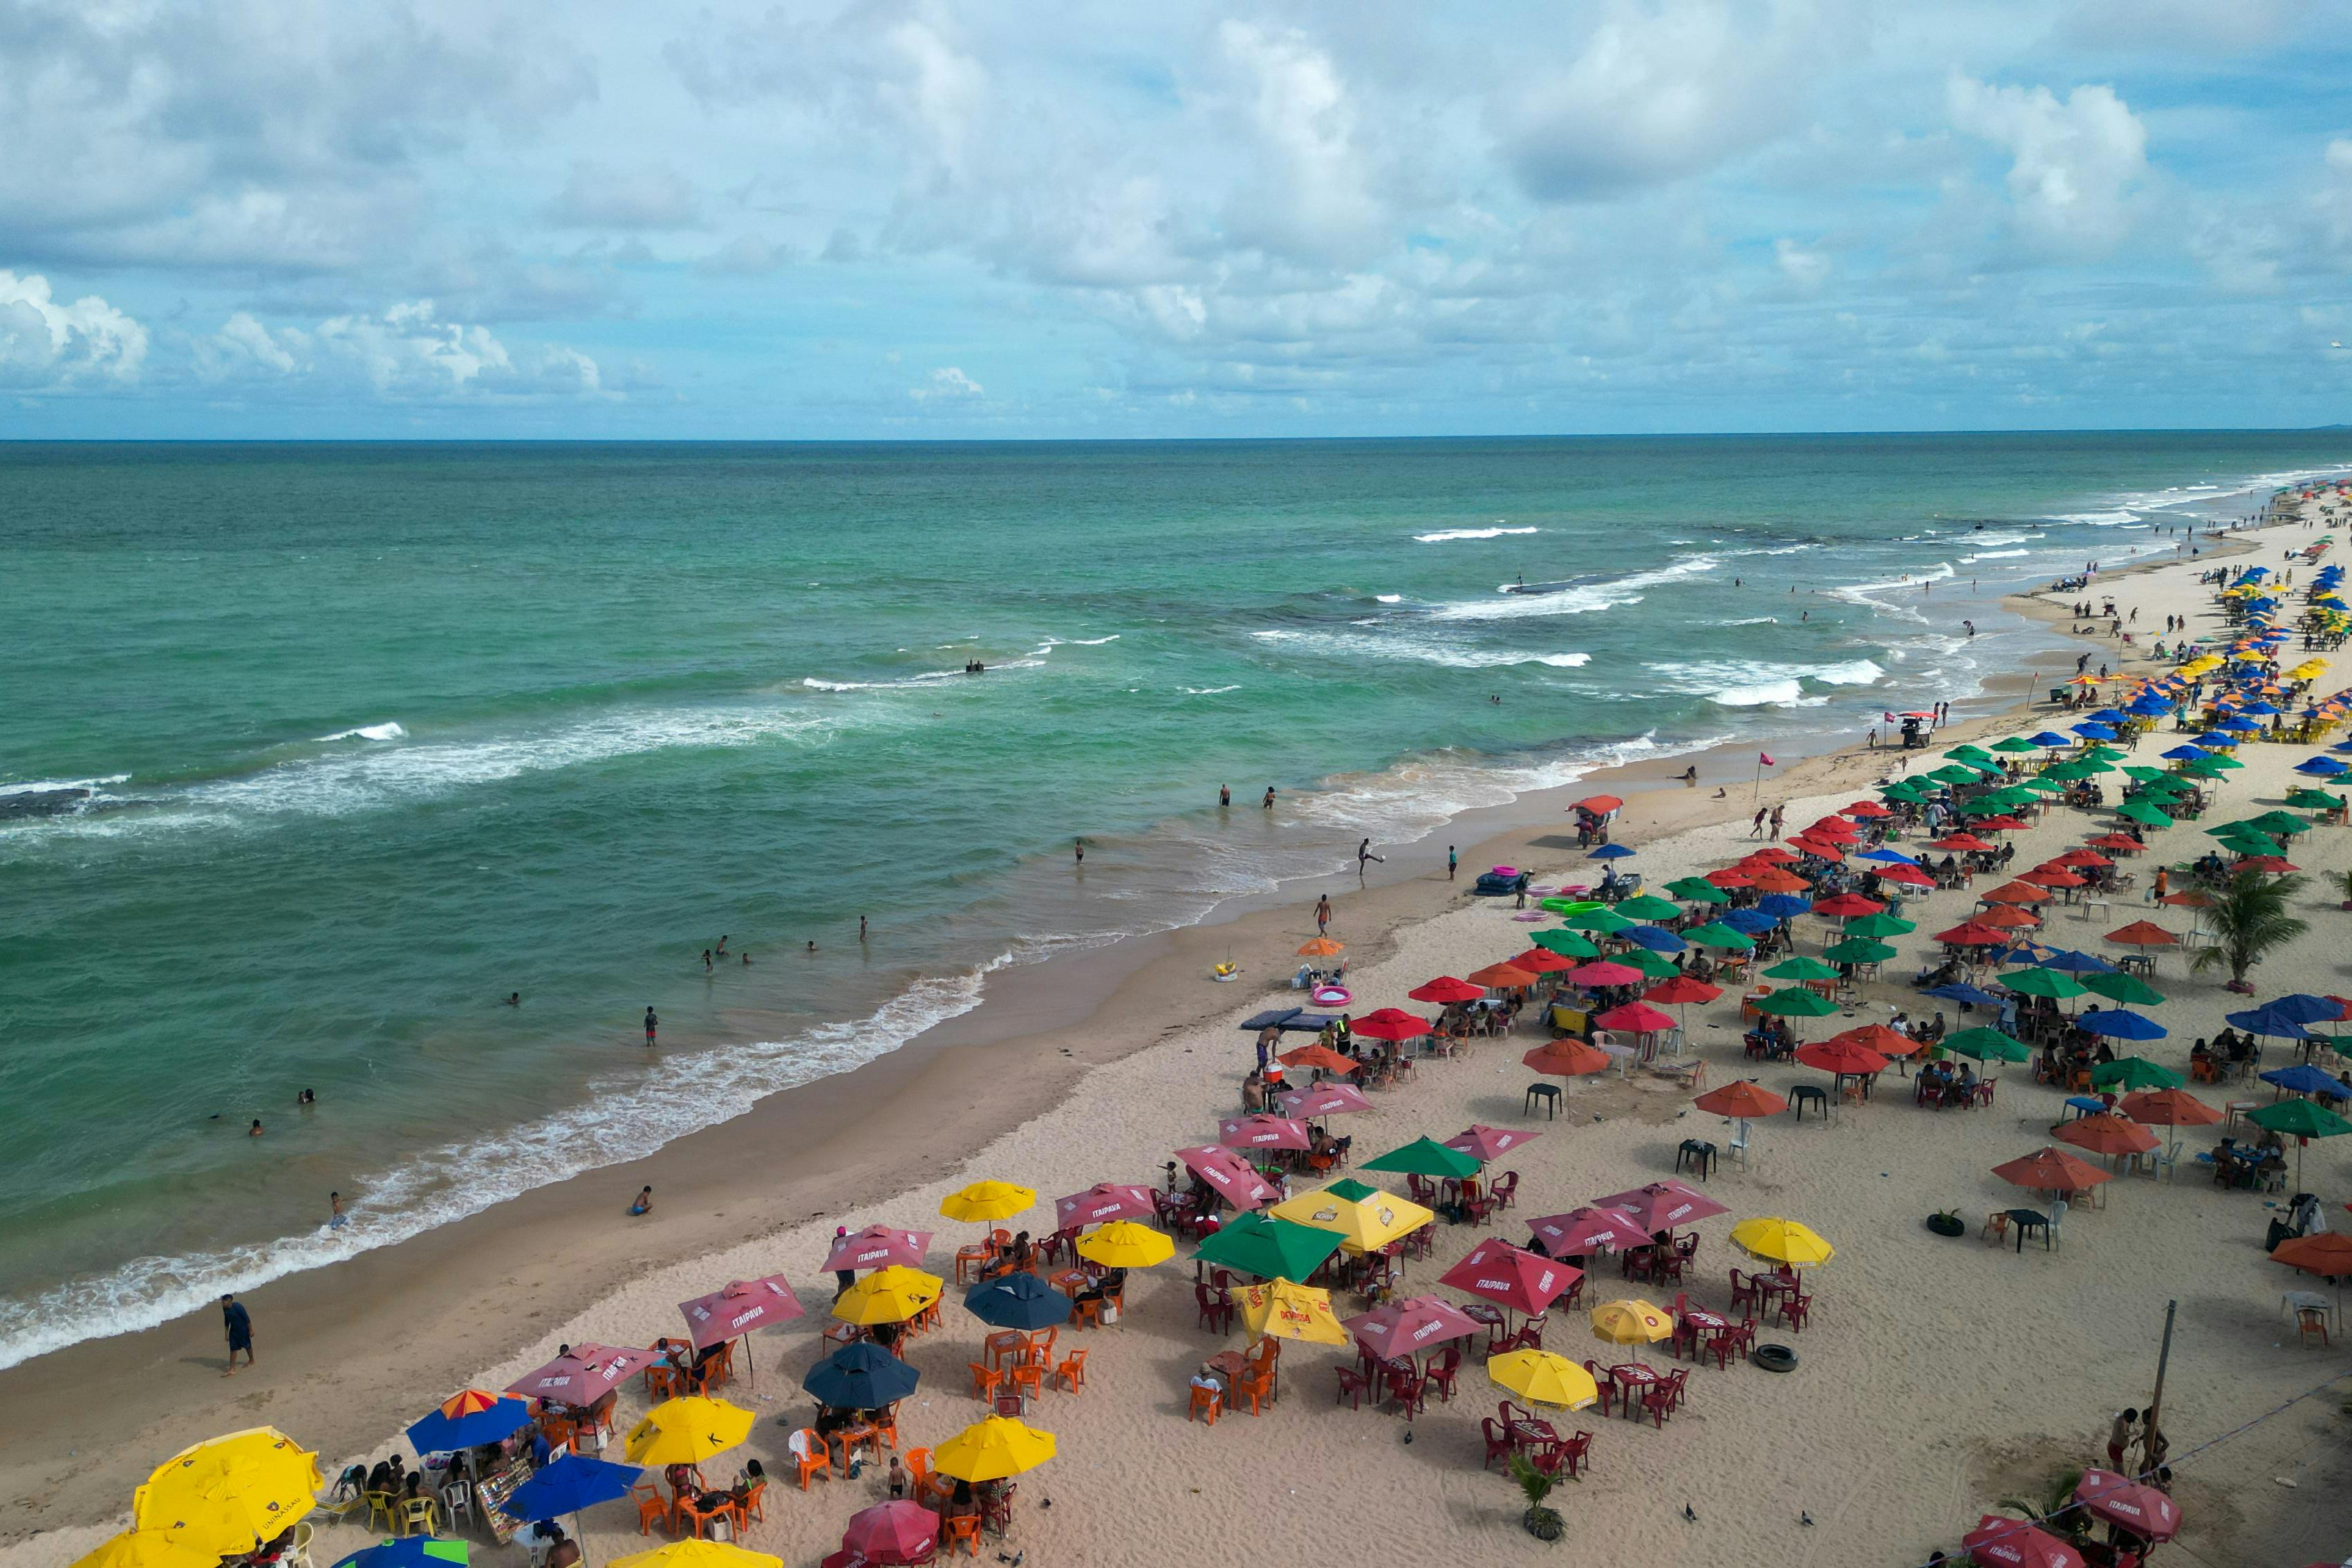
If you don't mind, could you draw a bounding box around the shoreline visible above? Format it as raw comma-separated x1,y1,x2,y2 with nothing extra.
0,503,2302,1546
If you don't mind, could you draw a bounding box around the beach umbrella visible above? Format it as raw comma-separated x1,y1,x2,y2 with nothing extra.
1529,928,1603,958
679,1276,804,1377
1991,1147,2111,1196
1981,881,2050,906
2090,1056,2183,1092
1695,1080,1789,1118
1598,1179,1730,1233
1269,1177,1435,1253
1441,1239,1580,1318
1811,938,1893,969
2015,866,2084,890
1718,908,1780,935
2069,1471,2182,1545
2248,1097,2352,1141
328,1543,468,1568
132,1430,323,1557
1565,959,1645,988
1728,1217,1834,1268
2001,968,2087,1000
1588,1299,1674,1361
1173,1145,1279,1208
623,1398,754,1468
71,1537,217,1568
930,1416,1058,1482
2261,1062,2348,1097
1751,989,1839,1032
499,1452,643,1528
2116,801,2172,828
1558,908,1634,934
1613,893,1683,922
1074,1220,1175,1269
1052,1183,1157,1230
1811,893,1886,920
1793,1038,1888,1078
2038,948,2116,973
1361,1136,1482,1180
1925,982,2002,1007
831,1267,945,1325
1467,962,1540,990
1523,1039,1611,1078
2079,972,2165,1007
507,1343,660,1406
1764,956,1839,984
1873,863,1936,889
1351,1007,1434,1040
1235,1278,1348,1345
2228,1005,2320,1042
2297,756,2351,776
2270,994,2352,1025
1218,1113,1313,1152
2105,921,2178,949
2054,1113,2157,1159
1684,921,1755,950
1642,973,1721,1028
1589,842,1636,861
1941,1027,2029,1063
1279,1042,1359,1074
1408,975,1486,1005
407,1391,534,1457
610,1545,777,1568
1592,1000,1677,1035
1485,1350,1600,1410
2272,1231,2352,1278
1935,921,2009,947
1275,1083,1370,1120
2118,1088,2220,1127
1193,1213,1343,1281
2078,1008,2166,1041
1755,893,1815,920
963,1272,1072,1332
1962,1515,2087,1568
1445,1123,1542,1163
1625,924,1688,953
839,1502,944,1566
1343,1295,1483,1361
1846,913,1919,940
1528,1206,1649,1257
1974,908,2043,934
2284,787,2342,810
1663,876,1729,903
1296,937,1345,958
803,1341,922,1410
1826,1023,1923,1059
1512,947,1583,976
940,1180,1035,1224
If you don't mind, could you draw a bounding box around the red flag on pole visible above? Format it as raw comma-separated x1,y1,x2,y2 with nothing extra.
1758,752,1776,766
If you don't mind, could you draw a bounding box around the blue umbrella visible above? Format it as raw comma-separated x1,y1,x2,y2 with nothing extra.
803,1341,922,1410
2193,733,2237,748
2087,709,2127,723
2269,994,2350,1026
2218,714,2260,732
406,1395,534,1457
1858,848,1919,864
963,1272,1070,1330
1925,982,2000,1006
2078,1007,2166,1040
501,1453,643,1524
2240,701,2282,716
1754,893,1813,920
1626,925,1687,953
2072,723,2118,740
2333,740,2352,754
2037,949,2118,974
2160,745,2207,762
2029,731,2072,747
2228,1005,2322,1040
330,1542,467,1568
1588,843,1636,859
1719,908,1777,935
2261,1063,2345,1095
1988,944,2048,967
2295,756,2350,777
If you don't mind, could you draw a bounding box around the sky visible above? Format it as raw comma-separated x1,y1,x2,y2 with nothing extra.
4,0,2352,438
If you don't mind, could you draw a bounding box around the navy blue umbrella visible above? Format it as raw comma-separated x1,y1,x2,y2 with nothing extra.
803,1341,922,1410
2161,745,2208,762
2078,1007,2166,1040
1754,893,1813,920
2295,756,2350,777
2228,1005,2322,1040
1857,848,1919,865
330,1541,468,1568
1626,925,1687,953
2029,732,2071,747
962,1271,1070,1330
406,1394,534,1457
1719,909,1777,935
2270,994,2351,1025
2261,1063,2345,1095
2037,949,2117,974
2072,723,2118,740
500,1453,643,1523
1925,983,2000,1006
1589,843,1636,860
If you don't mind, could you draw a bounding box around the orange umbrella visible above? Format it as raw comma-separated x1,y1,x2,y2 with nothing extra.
1824,1023,1922,1059
1981,881,2051,905
2117,1088,2222,1127
1992,1147,2113,1194
2272,1233,2352,1276
2106,922,2178,947
1935,921,2009,946
1642,976,1721,1006
1296,938,1345,958
1278,1043,1359,1074
1467,962,1539,989
2156,891,2210,910
1748,869,1812,893
1522,1040,1610,1078
1693,1081,1788,1118
1979,906,2045,930
2054,1113,2158,1158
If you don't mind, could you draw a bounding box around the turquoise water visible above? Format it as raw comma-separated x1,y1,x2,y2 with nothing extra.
1,433,2342,1363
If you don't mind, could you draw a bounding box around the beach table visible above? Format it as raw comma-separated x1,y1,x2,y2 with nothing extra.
1678,1307,1731,1362
821,1323,867,1349
2004,1208,2052,1252
2062,1096,2108,1121
1507,1413,1562,1453
2283,1291,2337,1334
1460,1300,1506,1338
983,1331,1030,1370
1608,1363,1659,1419
1048,1269,1090,1298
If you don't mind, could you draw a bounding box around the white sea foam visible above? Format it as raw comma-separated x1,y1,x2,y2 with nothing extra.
1253,629,1588,669
1645,657,1885,709
1432,555,1717,624
1374,595,1403,604
1415,526,1540,543
1043,635,1121,646
1962,548,2030,561
315,721,408,743
0,773,129,796
2044,509,2140,526
1179,684,1242,696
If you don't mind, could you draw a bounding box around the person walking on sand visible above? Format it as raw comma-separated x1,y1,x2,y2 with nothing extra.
1768,804,1785,839
221,1294,254,1376
1447,845,1457,881
2106,1407,2138,1471
644,1007,657,1047
1314,895,1332,936
1751,807,1768,839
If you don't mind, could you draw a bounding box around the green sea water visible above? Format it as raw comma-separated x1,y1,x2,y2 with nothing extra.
1,433,2342,1364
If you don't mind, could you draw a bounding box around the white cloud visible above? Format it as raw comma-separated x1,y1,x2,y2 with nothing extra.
198,299,606,400
910,365,983,400
1214,21,1384,265
1948,76,2147,255
1773,237,1831,290
545,162,705,230
0,270,147,388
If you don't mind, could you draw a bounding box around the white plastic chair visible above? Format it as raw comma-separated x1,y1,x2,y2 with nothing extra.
288,1522,314,1568
440,1480,475,1533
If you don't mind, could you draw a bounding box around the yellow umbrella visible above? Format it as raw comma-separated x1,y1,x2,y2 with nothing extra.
1235,1278,1347,1345
1073,1220,1174,1269
1728,1216,1836,1268
1486,1350,1600,1410
623,1397,756,1466
1588,1298,1673,1347
1267,1181,1434,1254
608,1544,781,1568
132,1428,322,1556
832,1264,944,1325
73,1533,218,1568
940,1180,1036,1223
930,1415,1057,1482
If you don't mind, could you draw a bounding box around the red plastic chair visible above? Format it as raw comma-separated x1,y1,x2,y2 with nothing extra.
1579,1361,1618,1419
1777,1290,1813,1333
1424,1345,1462,1403
1194,1282,1234,1334
1491,1170,1521,1209
1728,1268,1760,1314
1480,1417,1513,1469
1639,1380,1673,1428
1531,1430,1593,1480
1384,1367,1426,1421
1333,1365,1372,1410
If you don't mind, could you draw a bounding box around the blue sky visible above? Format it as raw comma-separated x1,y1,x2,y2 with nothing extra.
4,0,2352,438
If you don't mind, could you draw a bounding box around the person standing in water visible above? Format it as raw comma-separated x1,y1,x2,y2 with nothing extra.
1262,787,1276,810
1219,784,1231,808
1074,837,1085,866
644,1007,658,1046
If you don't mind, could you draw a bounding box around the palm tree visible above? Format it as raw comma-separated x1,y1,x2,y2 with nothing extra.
1506,1450,1565,1542
2192,870,2308,993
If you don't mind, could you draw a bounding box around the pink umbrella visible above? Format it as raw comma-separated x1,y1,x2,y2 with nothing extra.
678,1276,805,1389
1527,1205,1648,1258
840,1500,942,1563
822,1224,933,1275
2071,1471,2181,1544
1439,1238,1578,1318
506,1342,658,1406
1052,1182,1157,1231
1444,1124,1541,1163
1963,1515,2085,1568
1278,1083,1371,1119
1565,960,1644,988
1174,1146,1278,1209
1592,1179,1729,1234
1218,1114,1313,1152
1591,1001,1676,1034
1341,1294,1482,1361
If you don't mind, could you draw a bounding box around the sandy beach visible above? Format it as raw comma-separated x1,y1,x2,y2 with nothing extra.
14,504,2352,1568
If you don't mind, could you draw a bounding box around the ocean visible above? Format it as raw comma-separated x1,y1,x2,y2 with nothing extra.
1,432,2341,1366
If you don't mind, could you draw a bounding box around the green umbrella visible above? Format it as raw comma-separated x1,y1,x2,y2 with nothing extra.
1842,913,1917,940
1560,908,1635,934
2004,967,2088,1000
2080,971,2165,1006
1821,937,1897,964
2284,787,2343,810
2043,762,2104,782
1947,745,1998,763
1764,956,1840,982
2247,811,2313,836
1665,877,1730,904
2017,778,2070,795
1193,1212,1345,1282
2116,801,2173,828
1612,893,1683,922
1684,922,1755,951
1959,796,2018,817
2121,766,2171,784
2082,746,2128,763
1942,1027,2030,1063
1881,778,1933,798
1752,988,1839,1018
2247,1098,2352,1184
1530,928,1602,958
1927,765,1987,786
2199,754,2246,772
1991,736,2042,753
2090,1056,2183,1091
1618,948,1680,980
1359,1137,1482,1180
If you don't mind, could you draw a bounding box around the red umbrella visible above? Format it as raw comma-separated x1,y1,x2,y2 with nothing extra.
1565,960,1645,988
1352,1007,1435,1040
1873,863,1935,888
1811,892,1885,918
1930,832,1995,852
1465,963,1538,989
2272,1233,2352,1276
2017,866,2085,888
1975,906,2042,930
1511,949,1579,975
2116,1088,2221,1127
1408,975,1486,1004
1444,1123,1541,1162
2105,921,2178,947
1692,1080,1788,1118
1218,1114,1312,1152
1592,1001,1676,1034
1982,881,2051,904
1527,1205,1648,1256
1522,1039,1611,1077
841,1500,944,1563
1341,1294,1482,1360
1278,1082,1372,1119
2243,854,2302,873
1935,921,2008,946
1052,1183,1158,1229
1594,1179,1729,1232
1794,1038,1889,1077
507,1343,659,1404
1963,1515,2087,1568
1744,846,1800,864
1991,1147,2113,1195
1440,1238,1579,1316
1174,1145,1278,1208
1826,1023,1921,1059
1803,816,1860,841
822,1224,933,1274
1975,815,2030,831
1643,976,1721,1006
2070,1471,2181,1544
1788,836,1845,861
1842,800,1894,819
2053,848,2113,868
2053,1113,2157,1158
2089,833,2146,852
679,1276,804,1352
1705,867,1756,888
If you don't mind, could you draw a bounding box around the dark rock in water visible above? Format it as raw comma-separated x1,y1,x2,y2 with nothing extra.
0,787,91,820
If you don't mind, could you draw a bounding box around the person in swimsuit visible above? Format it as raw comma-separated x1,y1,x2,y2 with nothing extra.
645,1007,657,1045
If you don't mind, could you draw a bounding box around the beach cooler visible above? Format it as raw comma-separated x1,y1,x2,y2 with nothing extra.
1549,1005,1592,1038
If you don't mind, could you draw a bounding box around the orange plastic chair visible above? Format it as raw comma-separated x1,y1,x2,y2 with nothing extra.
870,1403,901,1451
941,1516,982,1558
1232,1369,1273,1416
1007,1362,1045,1403
633,1482,675,1537
790,1431,831,1491
968,1363,1002,1402
1187,1384,1222,1424
904,1447,939,1504
1029,1327,1058,1364
1070,1299,1103,1330
1049,1347,1088,1393
731,1479,766,1532
2299,1307,2331,1347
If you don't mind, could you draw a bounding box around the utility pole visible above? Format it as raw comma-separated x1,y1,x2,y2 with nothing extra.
2143,1297,2178,1475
